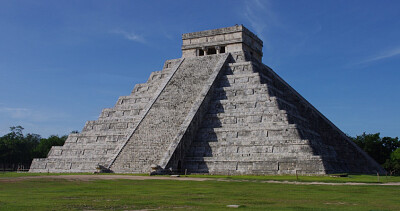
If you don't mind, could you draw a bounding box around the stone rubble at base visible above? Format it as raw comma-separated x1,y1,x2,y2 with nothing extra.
29,25,385,175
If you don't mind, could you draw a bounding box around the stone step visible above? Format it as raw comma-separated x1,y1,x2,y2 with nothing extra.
219,63,287,93
228,61,252,67
113,102,149,110
215,83,267,92
131,83,159,95
201,111,309,131
55,145,121,155
203,110,307,124
184,159,326,175
65,134,126,144
214,82,284,96
55,143,122,149
162,58,181,69
203,111,289,125
212,88,267,101
82,123,135,132
200,117,290,129
217,73,261,87
76,130,127,137
48,148,116,159
83,118,138,131
209,98,269,113
86,118,136,125
30,158,104,173
98,115,141,122
185,154,323,162
229,52,249,63
215,84,286,102
258,71,274,84
208,96,298,115
116,95,153,105
131,65,174,90
99,107,144,119
146,69,173,83
195,124,301,142
225,62,255,75
187,143,316,157
190,138,311,147
193,133,315,144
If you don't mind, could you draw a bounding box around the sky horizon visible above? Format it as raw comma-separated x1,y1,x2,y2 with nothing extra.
1,0,399,138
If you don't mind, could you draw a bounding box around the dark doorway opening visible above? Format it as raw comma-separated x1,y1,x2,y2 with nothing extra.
207,47,217,55
199,49,204,56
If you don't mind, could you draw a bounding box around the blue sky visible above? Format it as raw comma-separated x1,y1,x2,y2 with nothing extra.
0,0,399,138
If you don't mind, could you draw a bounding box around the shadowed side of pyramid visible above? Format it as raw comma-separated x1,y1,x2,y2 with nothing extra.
183,52,384,175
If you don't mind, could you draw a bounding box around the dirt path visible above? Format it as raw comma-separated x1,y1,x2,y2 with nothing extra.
1,174,399,186
0,174,209,183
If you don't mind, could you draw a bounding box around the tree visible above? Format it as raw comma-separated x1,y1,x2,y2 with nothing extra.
9,126,24,139
34,135,67,158
0,126,66,170
383,148,400,175
352,133,399,165
0,126,39,169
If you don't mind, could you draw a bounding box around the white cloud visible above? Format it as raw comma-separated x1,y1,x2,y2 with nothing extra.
0,107,31,119
111,29,146,43
242,0,281,45
358,47,400,64
0,106,68,122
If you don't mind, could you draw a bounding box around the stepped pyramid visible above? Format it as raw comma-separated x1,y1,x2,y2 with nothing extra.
30,25,385,175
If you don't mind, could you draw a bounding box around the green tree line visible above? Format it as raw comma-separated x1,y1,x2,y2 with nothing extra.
350,133,400,175
0,126,399,174
0,126,67,170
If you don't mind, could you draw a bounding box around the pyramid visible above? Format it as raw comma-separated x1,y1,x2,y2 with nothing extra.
30,25,385,175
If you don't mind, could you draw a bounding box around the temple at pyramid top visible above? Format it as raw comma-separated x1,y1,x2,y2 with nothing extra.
181,25,263,62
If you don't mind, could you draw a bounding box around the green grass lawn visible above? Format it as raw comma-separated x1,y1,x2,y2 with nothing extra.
0,176,399,210
186,174,400,183
2,172,400,183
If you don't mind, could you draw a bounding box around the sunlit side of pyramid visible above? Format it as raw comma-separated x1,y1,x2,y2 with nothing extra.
30,25,385,175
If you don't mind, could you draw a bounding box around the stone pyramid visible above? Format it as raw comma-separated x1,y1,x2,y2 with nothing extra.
30,25,385,175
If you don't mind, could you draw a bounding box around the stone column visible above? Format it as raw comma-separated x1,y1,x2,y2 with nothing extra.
202,47,207,55
215,46,221,54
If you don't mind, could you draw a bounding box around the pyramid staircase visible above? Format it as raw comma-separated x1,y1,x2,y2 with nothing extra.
109,54,229,173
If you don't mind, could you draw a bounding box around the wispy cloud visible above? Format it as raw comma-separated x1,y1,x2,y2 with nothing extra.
242,0,281,46
0,106,68,122
356,46,400,65
111,29,146,43
0,107,31,119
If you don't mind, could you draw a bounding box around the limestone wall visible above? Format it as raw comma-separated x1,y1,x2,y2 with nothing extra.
182,25,263,62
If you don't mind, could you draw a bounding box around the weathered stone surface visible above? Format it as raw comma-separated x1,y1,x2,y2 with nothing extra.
110,54,229,173
29,59,181,173
30,25,385,175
